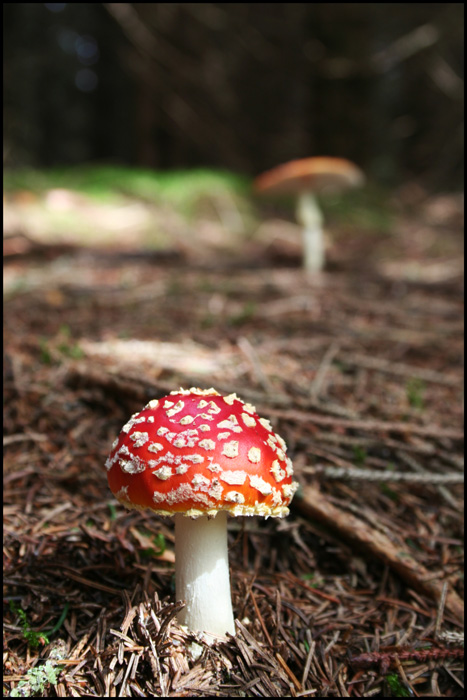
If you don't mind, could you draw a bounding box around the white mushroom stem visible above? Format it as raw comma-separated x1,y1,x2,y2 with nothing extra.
296,191,325,273
175,511,235,637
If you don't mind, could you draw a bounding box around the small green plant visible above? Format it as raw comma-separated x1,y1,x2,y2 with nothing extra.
300,573,323,588
380,482,399,501
141,532,167,558
406,377,425,410
39,338,52,365
228,301,257,326
300,573,315,582
9,602,49,649
352,445,367,465
39,326,85,364
57,340,84,359
384,672,411,696
10,660,60,697
58,324,71,338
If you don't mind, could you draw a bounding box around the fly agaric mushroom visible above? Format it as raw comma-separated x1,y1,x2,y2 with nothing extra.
106,387,298,639
254,157,365,274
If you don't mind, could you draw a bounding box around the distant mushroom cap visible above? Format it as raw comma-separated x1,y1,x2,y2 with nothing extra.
254,156,365,197
106,387,298,519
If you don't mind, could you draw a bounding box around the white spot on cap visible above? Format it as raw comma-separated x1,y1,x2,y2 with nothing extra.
157,427,169,436
153,466,172,480
217,432,231,440
282,482,299,499
129,431,149,447
105,444,130,471
241,412,256,427
166,400,185,417
250,474,272,495
199,439,215,450
207,461,221,473
152,491,168,504
218,419,235,430
220,470,247,485
119,456,145,474
225,491,245,504
222,441,239,458
148,442,164,453
172,387,219,397
271,487,284,506
223,393,237,405
179,415,195,425
248,447,261,464
185,453,204,464
243,403,256,414
165,485,212,506
145,399,159,409
271,460,286,482
275,433,287,451
192,474,210,488
199,424,211,432
218,415,243,433
259,417,273,432
163,400,175,409
121,413,140,433
208,480,223,500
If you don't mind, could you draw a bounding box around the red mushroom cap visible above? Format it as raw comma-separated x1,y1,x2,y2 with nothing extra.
106,387,298,519
254,157,364,196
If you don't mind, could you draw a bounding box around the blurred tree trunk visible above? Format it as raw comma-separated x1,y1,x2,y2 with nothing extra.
368,4,406,184
3,3,464,188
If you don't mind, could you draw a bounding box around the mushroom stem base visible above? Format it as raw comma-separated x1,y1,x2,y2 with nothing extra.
302,226,325,273
175,512,235,637
297,192,325,273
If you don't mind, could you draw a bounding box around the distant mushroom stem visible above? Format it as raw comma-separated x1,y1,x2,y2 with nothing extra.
175,511,236,637
297,191,325,273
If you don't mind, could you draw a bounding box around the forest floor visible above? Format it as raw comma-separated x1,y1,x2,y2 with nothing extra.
3,175,464,697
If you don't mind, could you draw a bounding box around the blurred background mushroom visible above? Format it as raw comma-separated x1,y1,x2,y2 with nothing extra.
253,157,365,273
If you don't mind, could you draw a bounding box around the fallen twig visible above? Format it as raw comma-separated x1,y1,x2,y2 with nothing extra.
294,485,464,621
308,464,464,484
267,407,464,440
343,353,462,386
349,646,464,674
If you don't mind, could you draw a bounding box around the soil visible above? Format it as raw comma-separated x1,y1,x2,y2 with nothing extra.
4,187,464,697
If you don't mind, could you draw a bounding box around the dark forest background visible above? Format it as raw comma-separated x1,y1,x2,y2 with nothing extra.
3,3,464,190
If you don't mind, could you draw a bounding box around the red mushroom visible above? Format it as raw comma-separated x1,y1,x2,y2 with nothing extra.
106,387,298,638
254,157,365,274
